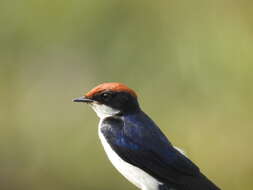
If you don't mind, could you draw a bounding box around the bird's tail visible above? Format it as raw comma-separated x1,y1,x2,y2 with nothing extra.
160,173,220,190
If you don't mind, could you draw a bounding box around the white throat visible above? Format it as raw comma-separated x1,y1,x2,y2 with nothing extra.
90,103,120,119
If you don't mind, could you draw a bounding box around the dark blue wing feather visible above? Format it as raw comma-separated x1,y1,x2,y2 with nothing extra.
101,111,220,190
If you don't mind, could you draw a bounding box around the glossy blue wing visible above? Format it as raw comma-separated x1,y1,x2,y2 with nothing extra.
100,114,200,185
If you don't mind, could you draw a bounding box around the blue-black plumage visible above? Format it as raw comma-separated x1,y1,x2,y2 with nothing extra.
101,111,220,190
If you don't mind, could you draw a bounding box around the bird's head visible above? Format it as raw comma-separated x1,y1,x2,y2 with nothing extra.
73,82,140,118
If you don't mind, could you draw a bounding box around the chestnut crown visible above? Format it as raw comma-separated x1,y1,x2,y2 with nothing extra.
85,82,140,114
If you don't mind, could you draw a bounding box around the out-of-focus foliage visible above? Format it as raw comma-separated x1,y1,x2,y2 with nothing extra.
0,0,253,189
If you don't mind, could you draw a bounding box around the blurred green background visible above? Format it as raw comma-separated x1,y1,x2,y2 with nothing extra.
1,0,253,189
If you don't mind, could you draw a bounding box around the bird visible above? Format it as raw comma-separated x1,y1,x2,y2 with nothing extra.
73,82,220,190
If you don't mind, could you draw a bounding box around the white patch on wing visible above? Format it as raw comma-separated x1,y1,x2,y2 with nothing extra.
90,103,120,119
98,119,161,190
174,146,186,156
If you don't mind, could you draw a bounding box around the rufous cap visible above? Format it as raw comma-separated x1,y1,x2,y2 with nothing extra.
85,82,137,98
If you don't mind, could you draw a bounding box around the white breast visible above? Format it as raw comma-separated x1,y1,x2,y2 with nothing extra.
98,120,161,190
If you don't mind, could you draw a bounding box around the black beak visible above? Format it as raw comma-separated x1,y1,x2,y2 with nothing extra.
72,97,93,103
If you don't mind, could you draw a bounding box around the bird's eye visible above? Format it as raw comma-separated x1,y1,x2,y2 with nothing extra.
101,92,112,101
